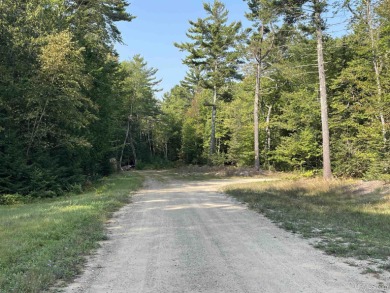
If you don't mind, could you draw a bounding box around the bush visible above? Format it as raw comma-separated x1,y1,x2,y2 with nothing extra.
0,194,29,205
134,158,175,170
209,153,227,166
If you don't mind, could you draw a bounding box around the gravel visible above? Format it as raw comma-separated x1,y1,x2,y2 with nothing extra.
63,175,389,293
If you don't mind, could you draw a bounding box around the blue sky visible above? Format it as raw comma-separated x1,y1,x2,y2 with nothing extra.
115,1,249,98
115,1,350,99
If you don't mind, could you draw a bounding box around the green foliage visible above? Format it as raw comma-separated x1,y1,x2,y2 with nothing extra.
1,0,390,199
175,0,244,158
134,159,175,170
0,194,28,205
158,85,192,161
224,78,254,166
209,153,227,166
180,93,207,164
117,55,162,168
0,0,134,196
272,129,321,171
174,0,243,90
167,2,389,178
328,1,390,177
27,31,95,152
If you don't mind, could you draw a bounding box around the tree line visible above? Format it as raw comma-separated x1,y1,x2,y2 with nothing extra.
0,0,163,197
167,0,389,179
0,0,389,198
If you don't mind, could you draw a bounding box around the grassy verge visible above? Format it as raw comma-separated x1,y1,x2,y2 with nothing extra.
0,172,143,293
224,178,390,271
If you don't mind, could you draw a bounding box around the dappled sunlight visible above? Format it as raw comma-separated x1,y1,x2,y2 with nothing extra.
107,225,123,230
108,227,160,237
359,201,390,216
140,178,279,196
58,205,92,212
137,199,169,204
360,209,390,215
163,202,244,211
127,227,158,234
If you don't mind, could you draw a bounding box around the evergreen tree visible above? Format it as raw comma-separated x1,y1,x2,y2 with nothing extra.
224,77,256,166
344,0,389,146
273,0,334,179
244,0,281,171
118,55,161,168
175,0,243,159
158,86,192,161
328,0,390,177
0,0,134,196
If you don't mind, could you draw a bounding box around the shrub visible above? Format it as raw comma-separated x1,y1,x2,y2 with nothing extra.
0,194,29,205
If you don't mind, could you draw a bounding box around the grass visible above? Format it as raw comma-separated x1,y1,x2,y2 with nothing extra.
168,165,272,181
224,178,390,270
0,172,143,293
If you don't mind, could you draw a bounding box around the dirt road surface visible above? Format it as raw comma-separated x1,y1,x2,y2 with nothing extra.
63,173,389,293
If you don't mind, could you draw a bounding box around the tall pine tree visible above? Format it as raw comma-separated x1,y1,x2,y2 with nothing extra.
175,0,242,159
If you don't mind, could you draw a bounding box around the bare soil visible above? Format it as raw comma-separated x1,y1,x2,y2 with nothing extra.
62,172,390,292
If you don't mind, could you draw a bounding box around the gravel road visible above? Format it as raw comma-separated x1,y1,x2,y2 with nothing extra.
63,174,388,293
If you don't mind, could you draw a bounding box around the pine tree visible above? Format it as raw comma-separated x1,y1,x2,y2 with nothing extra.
118,55,161,168
0,0,134,196
273,0,333,179
175,0,243,159
244,0,280,171
344,0,389,146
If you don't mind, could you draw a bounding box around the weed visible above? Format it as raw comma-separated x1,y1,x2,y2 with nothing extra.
362,267,383,275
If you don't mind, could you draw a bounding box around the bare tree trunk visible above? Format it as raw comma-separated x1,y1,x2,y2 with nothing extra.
254,63,261,171
315,11,332,180
265,105,272,169
119,116,131,170
164,142,168,160
209,85,217,156
129,130,137,167
266,106,272,152
27,99,49,157
148,130,153,157
374,62,387,144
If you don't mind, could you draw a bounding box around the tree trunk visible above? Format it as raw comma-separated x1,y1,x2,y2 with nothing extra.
119,116,131,169
265,105,272,169
27,99,49,157
209,85,217,156
315,11,332,180
366,0,387,145
254,62,260,171
374,62,387,145
129,130,137,167
164,142,168,160
148,130,153,157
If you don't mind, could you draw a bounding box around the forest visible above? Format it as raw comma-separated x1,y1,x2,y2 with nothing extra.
0,0,389,198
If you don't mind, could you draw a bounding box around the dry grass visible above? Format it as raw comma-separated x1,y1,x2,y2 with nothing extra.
173,165,273,179
225,178,390,271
